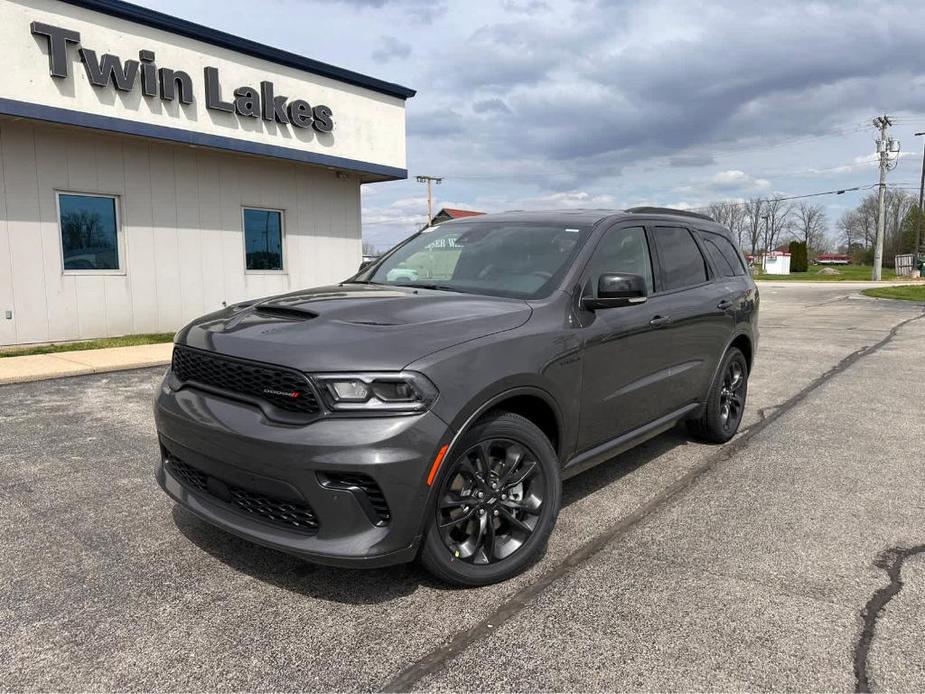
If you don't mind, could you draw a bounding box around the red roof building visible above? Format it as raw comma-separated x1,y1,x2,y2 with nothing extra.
430,207,485,225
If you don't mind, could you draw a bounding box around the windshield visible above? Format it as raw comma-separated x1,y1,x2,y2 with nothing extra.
363,222,591,299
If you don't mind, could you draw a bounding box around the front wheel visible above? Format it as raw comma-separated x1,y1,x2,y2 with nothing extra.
687,347,749,443
420,412,561,587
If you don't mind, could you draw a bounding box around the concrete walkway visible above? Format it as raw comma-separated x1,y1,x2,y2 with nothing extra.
0,343,172,385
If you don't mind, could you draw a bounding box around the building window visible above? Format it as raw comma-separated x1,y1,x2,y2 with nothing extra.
58,193,121,272
243,208,285,271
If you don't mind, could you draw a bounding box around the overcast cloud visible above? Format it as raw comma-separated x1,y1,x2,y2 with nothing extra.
141,0,925,251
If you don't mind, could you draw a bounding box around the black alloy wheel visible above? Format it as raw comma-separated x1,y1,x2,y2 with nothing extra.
436,438,545,565
687,346,749,444
719,358,746,434
420,412,561,586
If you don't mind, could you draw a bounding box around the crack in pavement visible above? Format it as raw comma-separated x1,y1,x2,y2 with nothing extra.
382,312,925,693
854,544,925,693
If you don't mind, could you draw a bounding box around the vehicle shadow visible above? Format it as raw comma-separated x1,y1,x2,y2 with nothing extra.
171,425,690,604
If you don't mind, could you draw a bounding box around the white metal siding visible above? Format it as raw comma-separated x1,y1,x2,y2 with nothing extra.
0,119,362,346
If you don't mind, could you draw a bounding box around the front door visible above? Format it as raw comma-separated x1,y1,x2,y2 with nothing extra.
577,224,677,451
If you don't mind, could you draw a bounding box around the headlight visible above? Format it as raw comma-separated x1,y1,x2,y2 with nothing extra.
312,372,438,412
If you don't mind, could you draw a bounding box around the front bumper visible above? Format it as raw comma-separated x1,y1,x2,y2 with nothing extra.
154,377,451,568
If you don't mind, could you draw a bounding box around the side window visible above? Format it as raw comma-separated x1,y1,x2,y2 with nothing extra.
586,226,654,295
653,227,708,291
711,232,746,276
698,232,737,278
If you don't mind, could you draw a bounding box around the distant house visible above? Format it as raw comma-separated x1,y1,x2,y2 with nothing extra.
429,208,486,225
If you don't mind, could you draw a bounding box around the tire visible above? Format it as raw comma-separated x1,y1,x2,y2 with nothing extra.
687,346,749,444
420,411,561,587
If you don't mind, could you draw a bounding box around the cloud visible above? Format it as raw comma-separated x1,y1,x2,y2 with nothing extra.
371,36,412,62
136,0,925,251
669,154,716,168
473,98,511,114
501,0,551,14
407,108,466,137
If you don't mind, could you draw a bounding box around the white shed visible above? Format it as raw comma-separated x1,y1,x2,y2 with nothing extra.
763,251,791,275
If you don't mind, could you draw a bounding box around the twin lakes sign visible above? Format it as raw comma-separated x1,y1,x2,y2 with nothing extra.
30,22,335,133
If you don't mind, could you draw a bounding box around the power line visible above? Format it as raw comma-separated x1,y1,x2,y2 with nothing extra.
688,184,879,212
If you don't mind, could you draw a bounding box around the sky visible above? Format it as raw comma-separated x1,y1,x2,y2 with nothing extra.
139,0,925,252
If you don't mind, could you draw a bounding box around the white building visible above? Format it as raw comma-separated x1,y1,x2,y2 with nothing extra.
0,0,413,346
762,251,791,275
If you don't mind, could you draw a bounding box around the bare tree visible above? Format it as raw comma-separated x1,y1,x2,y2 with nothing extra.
855,194,879,249
837,210,861,251
742,198,764,256
792,202,828,252
762,195,792,252
362,241,379,257
884,189,915,262
708,201,746,249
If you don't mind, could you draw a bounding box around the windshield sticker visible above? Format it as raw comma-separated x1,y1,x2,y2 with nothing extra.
565,228,580,233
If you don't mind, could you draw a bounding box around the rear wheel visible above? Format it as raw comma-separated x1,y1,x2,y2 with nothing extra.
687,347,749,443
420,412,561,587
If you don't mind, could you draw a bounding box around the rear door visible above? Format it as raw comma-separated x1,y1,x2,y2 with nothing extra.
696,227,749,334
648,226,729,410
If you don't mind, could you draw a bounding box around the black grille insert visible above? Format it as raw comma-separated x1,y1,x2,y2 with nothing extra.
323,473,391,524
172,345,320,415
165,456,319,534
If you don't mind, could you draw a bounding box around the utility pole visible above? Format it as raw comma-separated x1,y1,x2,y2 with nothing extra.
871,116,899,281
762,213,770,271
915,132,925,261
415,175,442,224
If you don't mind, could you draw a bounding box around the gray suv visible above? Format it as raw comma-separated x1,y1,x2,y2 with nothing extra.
154,207,758,585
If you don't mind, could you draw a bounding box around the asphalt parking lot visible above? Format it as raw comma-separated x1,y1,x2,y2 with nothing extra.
2,283,924,692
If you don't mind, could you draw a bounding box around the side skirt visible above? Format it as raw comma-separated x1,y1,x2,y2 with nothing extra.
561,403,700,480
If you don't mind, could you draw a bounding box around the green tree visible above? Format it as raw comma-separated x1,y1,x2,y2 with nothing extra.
788,240,808,272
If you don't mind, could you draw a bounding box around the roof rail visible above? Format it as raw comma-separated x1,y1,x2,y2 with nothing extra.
625,206,714,222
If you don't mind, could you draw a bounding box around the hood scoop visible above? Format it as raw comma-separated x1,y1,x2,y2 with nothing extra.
253,305,318,321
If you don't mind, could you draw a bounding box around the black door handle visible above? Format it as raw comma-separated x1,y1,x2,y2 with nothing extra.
717,299,733,310
649,315,672,328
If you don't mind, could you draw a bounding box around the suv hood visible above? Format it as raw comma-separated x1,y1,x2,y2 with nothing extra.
177,283,532,372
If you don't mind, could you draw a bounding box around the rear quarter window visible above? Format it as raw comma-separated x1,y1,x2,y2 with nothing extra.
699,230,746,277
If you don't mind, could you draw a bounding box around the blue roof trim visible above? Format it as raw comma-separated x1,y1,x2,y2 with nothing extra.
57,0,417,101
0,97,408,180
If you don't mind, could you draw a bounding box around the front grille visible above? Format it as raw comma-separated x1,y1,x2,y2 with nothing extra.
165,456,319,534
324,473,391,524
172,345,320,415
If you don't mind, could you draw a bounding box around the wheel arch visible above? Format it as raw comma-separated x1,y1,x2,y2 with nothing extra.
729,332,753,370
446,385,565,461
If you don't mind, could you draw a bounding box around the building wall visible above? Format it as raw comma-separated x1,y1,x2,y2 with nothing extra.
0,0,407,175
0,119,362,346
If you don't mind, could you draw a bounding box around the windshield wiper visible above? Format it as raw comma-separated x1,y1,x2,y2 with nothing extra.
398,283,471,294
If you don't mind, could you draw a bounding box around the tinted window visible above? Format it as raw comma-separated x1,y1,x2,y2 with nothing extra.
654,227,708,290
699,233,737,277
244,208,284,271
59,193,119,271
706,232,746,276
368,222,589,299
585,226,654,294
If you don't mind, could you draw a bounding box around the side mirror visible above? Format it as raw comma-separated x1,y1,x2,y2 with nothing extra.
581,273,648,310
